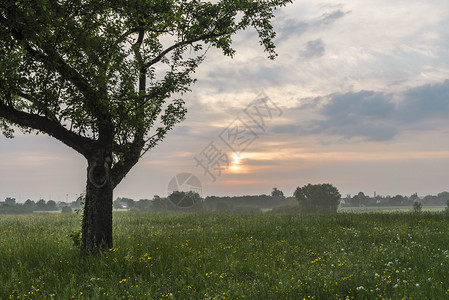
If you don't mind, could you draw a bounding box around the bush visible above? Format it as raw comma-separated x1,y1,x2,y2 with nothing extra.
61,206,72,214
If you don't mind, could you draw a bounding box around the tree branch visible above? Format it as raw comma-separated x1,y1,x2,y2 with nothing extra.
145,31,228,69
0,102,96,158
110,139,144,188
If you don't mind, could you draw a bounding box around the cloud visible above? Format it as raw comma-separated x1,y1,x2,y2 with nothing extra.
300,39,326,59
274,9,348,43
397,80,449,122
273,80,449,142
321,10,349,25
274,19,309,43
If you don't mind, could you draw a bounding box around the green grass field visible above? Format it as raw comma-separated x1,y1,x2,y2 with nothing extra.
1,212,449,299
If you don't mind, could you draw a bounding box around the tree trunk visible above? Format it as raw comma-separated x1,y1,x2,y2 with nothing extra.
81,149,113,254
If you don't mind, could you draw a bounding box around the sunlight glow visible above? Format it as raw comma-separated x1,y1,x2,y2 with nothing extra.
229,153,245,173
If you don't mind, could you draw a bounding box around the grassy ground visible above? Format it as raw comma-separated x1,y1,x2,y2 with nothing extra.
1,212,449,299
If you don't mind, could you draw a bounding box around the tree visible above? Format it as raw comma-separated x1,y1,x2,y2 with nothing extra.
168,191,203,210
271,187,285,199
61,206,73,214
134,199,152,211
36,199,47,211
0,0,291,254
152,195,169,212
5,197,16,206
70,194,84,210
113,198,123,210
350,192,368,207
389,195,405,206
437,192,449,206
124,198,136,209
47,200,57,211
294,183,341,213
23,199,35,209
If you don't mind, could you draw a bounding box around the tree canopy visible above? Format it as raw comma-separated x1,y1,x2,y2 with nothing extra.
294,183,341,213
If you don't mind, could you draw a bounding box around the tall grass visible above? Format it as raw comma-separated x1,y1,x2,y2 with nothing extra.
1,212,449,299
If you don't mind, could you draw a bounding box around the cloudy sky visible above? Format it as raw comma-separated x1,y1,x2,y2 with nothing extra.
2,0,449,202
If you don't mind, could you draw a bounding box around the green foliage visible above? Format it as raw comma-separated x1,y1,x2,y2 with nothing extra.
1,212,449,298
0,204,32,214
151,195,170,212
73,193,85,214
23,199,35,209
168,191,203,211
134,199,152,211
4,197,16,205
113,200,123,210
294,183,341,213
35,199,47,211
271,187,285,199
69,228,82,248
61,206,72,214
46,200,57,211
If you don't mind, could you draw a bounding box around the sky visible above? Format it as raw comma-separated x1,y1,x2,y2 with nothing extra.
2,0,449,202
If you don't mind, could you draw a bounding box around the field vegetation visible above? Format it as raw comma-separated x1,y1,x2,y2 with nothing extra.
2,211,449,299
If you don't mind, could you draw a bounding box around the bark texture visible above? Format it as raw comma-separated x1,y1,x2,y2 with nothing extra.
82,150,113,254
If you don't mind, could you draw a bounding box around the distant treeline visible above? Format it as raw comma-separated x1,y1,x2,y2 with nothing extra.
2,188,448,215
112,193,297,214
0,197,81,215
341,192,449,207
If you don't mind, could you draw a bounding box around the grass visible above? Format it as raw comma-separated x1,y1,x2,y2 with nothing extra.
1,211,449,299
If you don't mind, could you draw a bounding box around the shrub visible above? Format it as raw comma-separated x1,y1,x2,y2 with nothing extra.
61,206,72,214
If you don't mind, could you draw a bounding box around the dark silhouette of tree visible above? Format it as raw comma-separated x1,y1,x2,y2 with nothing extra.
36,199,47,211
0,0,291,254
5,197,15,206
168,191,203,210
271,187,285,199
134,199,152,211
47,200,57,211
294,183,341,213
152,195,169,212
389,195,406,206
23,199,35,209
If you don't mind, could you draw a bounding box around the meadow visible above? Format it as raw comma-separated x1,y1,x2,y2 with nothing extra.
1,211,449,299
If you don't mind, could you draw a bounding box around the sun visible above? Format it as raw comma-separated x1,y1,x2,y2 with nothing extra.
232,153,242,164
229,153,244,172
